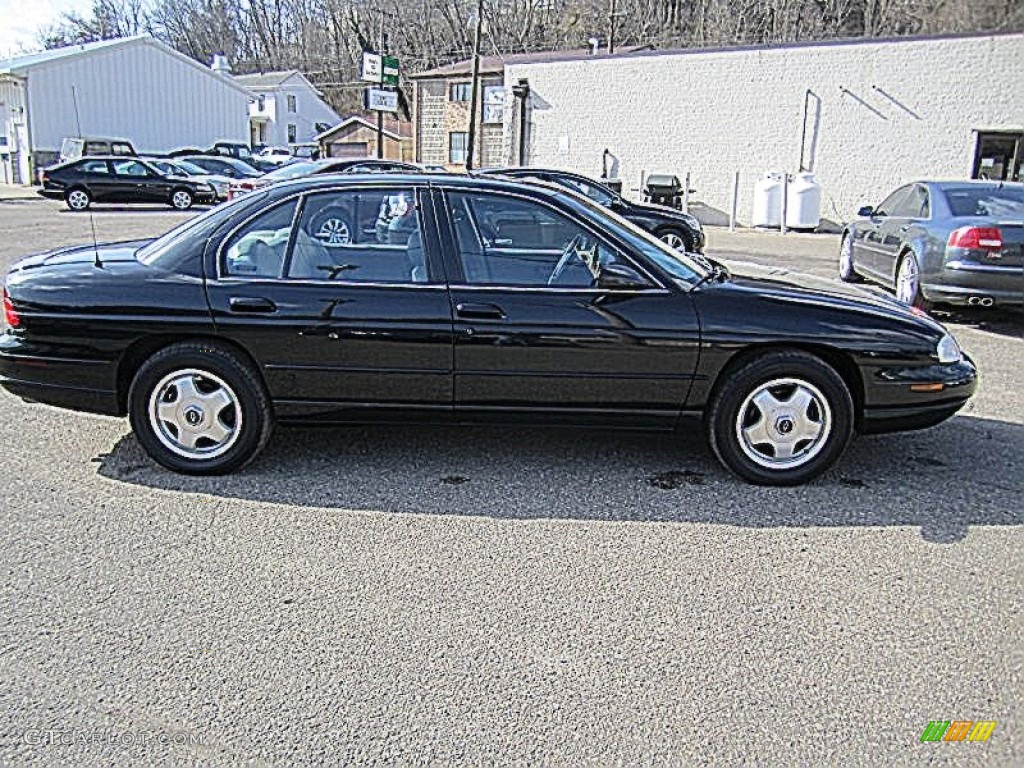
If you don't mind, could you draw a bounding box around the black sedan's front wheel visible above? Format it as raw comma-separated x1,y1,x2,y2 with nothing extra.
170,189,194,210
128,342,273,474
707,351,854,485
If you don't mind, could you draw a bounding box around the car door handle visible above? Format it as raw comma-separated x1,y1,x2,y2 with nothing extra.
229,296,277,313
456,302,506,320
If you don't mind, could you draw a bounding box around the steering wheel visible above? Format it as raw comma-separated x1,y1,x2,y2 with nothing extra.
548,235,583,286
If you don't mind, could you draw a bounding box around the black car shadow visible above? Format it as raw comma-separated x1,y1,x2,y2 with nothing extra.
93,414,1023,544
55,205,212,215
929,306,1023,341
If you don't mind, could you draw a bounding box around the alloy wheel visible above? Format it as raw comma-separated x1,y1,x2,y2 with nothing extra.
148,369,242,460
172,191,193,210
660,231,686,250
316,218,352,246
896,255,919,304
734,377,832,469
68,190,89,210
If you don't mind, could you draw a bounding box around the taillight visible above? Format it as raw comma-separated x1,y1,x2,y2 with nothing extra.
3,288,20,328
948,226,1003,252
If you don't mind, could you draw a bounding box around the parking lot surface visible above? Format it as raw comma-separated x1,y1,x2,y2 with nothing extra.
1,198,1021,766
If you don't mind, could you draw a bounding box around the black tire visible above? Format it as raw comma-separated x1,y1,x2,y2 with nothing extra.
128,341,273,474
170,188,194,210
656,227,692,252
706,350,855,486
65,187,91,211
839,232,862,283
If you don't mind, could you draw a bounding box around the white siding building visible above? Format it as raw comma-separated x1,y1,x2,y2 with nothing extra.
503,32,1024,227
0,36,252,184
234,71,340,148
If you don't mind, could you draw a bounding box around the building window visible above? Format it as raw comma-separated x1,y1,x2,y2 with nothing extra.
973,131,1022,182
449,83,471,102
257,95,265,111
287,94,297,113
287,124,297,143
482,85,505,124
449,132,467,164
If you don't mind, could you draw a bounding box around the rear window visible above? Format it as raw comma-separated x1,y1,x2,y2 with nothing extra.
943,186,1024,217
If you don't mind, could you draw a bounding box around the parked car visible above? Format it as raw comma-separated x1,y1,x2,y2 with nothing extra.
169,142,275,172
2,174,975,484
478,167,705,253
256,146,294,165
840,181,1024,308
291,144,320,161
145,158,232,202
179,155,263,182
227,158,424,199
37,156,218,211
58,136,136,164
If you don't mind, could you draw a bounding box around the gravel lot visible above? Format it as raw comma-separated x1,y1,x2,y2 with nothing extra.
1,197,1022,767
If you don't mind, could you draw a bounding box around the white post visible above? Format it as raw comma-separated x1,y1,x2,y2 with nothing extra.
682,171,691,214
729,171,739,232
780,173,789,235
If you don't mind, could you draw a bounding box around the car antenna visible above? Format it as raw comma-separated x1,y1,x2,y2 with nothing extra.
71,85,102,268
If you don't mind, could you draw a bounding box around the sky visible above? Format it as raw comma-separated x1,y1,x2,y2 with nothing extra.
0,0,93,58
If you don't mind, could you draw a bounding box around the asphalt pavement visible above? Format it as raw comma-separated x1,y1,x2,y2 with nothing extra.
0,198,1021,766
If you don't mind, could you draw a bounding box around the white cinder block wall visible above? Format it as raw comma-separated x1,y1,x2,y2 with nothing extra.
505,33,1024,226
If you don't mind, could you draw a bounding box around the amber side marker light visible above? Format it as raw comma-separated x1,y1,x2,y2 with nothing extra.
910,383,945,393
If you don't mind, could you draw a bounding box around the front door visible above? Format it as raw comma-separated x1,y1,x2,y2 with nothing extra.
858,185,910,278
204,184,454,421
436,188,701,427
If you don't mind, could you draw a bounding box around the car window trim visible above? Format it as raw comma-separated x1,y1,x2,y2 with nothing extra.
434,186,669,292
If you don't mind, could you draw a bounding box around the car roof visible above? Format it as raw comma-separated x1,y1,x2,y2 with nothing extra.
925,180,1024,189
265,172,567,198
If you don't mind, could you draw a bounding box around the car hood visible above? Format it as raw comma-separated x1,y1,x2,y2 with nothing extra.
8,240,154,274
716,259,947,332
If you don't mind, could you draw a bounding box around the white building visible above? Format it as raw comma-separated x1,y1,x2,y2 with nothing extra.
501,32,1024,226
0,36,253,184
234,70,340,148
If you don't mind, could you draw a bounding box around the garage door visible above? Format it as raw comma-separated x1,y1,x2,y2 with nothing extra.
329,142,370,159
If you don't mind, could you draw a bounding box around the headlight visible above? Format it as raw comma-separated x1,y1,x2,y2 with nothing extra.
936,333,961,364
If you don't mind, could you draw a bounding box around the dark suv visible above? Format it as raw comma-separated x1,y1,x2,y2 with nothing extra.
38,157,218,211
478,167,705,253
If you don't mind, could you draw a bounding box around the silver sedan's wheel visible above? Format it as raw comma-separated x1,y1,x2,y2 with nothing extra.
734,377,832,470
171,190,193,210
659,231,686,250
66,189,90,210
315,217,352,246
895,254,920,305
148,369,242,460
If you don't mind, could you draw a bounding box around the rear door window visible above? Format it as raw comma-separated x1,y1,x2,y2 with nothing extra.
222,199,299,278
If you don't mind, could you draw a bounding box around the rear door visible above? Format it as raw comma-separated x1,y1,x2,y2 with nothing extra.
435,187,701,427
73,159,118,201
204,183,454,420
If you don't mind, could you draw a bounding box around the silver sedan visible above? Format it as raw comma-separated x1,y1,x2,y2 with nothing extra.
840,181,1023,308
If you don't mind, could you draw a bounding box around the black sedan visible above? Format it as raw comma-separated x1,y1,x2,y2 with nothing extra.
38,156,218,211
1,175,976,485
478,167,705,253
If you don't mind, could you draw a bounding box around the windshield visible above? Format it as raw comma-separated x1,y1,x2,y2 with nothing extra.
263,161,320,181
554,190,709,284
943,185,1024,218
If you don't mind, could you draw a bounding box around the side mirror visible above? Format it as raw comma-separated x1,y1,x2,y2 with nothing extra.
598,263,650,291
857,205,875,217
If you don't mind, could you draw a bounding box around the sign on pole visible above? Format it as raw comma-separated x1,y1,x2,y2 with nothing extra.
382,56,399,86
361,51,382,83
364,87,398,112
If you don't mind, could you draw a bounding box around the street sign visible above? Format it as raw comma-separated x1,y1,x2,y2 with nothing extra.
361,52,381,83
382,56,399,86
364,87,398,112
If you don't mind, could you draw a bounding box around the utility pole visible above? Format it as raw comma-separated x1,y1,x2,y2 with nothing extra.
377,10,386,158
465,0,484,171
607,0,617,54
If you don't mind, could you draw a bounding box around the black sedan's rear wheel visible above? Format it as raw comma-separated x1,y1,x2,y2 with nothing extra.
128,342,273,474
170,189,194,210
706,351,854,485
65,188,91,211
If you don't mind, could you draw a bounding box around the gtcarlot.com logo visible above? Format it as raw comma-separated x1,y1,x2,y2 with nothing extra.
920,720,997,742
22,728,201,747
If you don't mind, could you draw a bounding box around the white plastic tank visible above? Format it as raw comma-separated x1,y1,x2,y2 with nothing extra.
785,172,822,230
752,172,784,228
